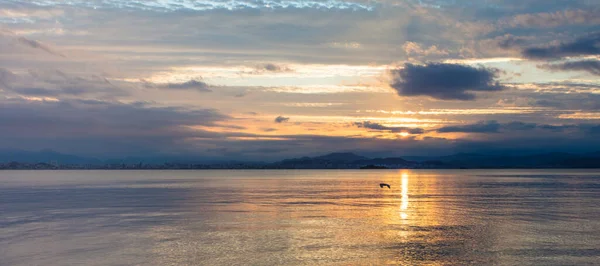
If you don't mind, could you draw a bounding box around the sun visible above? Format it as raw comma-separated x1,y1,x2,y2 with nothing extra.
399,132,410,137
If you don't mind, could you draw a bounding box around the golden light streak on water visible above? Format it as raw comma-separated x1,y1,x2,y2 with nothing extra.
400,172,409,220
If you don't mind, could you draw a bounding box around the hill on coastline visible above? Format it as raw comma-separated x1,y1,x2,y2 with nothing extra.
2,151,600,169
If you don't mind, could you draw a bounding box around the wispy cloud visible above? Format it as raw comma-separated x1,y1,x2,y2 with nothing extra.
16,36,65,57
142,79,213,92
559,112,600,120
354,121,424,134
24,0,376,11
542,60,600,76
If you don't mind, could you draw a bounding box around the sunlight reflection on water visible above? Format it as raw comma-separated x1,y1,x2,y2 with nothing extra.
400,172,409,220
1,169,600,265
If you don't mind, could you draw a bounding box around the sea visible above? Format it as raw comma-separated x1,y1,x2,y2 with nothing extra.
1,170,599,265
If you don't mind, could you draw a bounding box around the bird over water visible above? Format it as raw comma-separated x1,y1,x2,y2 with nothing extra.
380,183,391,189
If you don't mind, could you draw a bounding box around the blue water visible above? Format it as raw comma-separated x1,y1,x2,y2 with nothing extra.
1,170,599,265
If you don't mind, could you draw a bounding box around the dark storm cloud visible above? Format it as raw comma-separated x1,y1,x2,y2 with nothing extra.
354,121,424,134
389,63,505,101
522,33,600,59
542,60,600,75
143,79,212,92
275,116,290,123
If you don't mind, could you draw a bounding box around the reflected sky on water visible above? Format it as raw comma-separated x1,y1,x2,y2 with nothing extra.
1,170,600,265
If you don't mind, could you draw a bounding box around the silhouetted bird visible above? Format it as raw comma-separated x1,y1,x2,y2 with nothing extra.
380,183,391,189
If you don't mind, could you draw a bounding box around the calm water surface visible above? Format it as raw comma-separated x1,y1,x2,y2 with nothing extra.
1,170,599,265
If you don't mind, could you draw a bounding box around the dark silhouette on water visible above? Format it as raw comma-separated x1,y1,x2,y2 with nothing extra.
380,183,391,189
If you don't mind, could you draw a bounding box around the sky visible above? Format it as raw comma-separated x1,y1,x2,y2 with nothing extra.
1,0,600,160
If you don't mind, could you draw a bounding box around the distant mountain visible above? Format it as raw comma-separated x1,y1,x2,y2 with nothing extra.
2,150,600,169
269,151,600,169
313,152,368,162
0,149,101,165
270,152,419,169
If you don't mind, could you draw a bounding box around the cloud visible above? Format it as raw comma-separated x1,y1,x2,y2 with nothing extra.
240,63,294,75
166,80,212,92
389,63,505,100
1,69,126,98
497,35,527,49
537,124,578,132
587,124,600,134
402,41,448,57
501,9,600,29
5,0,600,160
531,99,565,108
274,116,290,123
0,98,228,156
11,87,60,96
353,121,424,134
17,37,65,57
522,33,600,59
18,0,376,12
542,60,600,75
436,120,596,134
503,121,538,131
143,79,212,92
437,120,502,133
0,68,17,88
255,63,293,73
0,98,227,131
